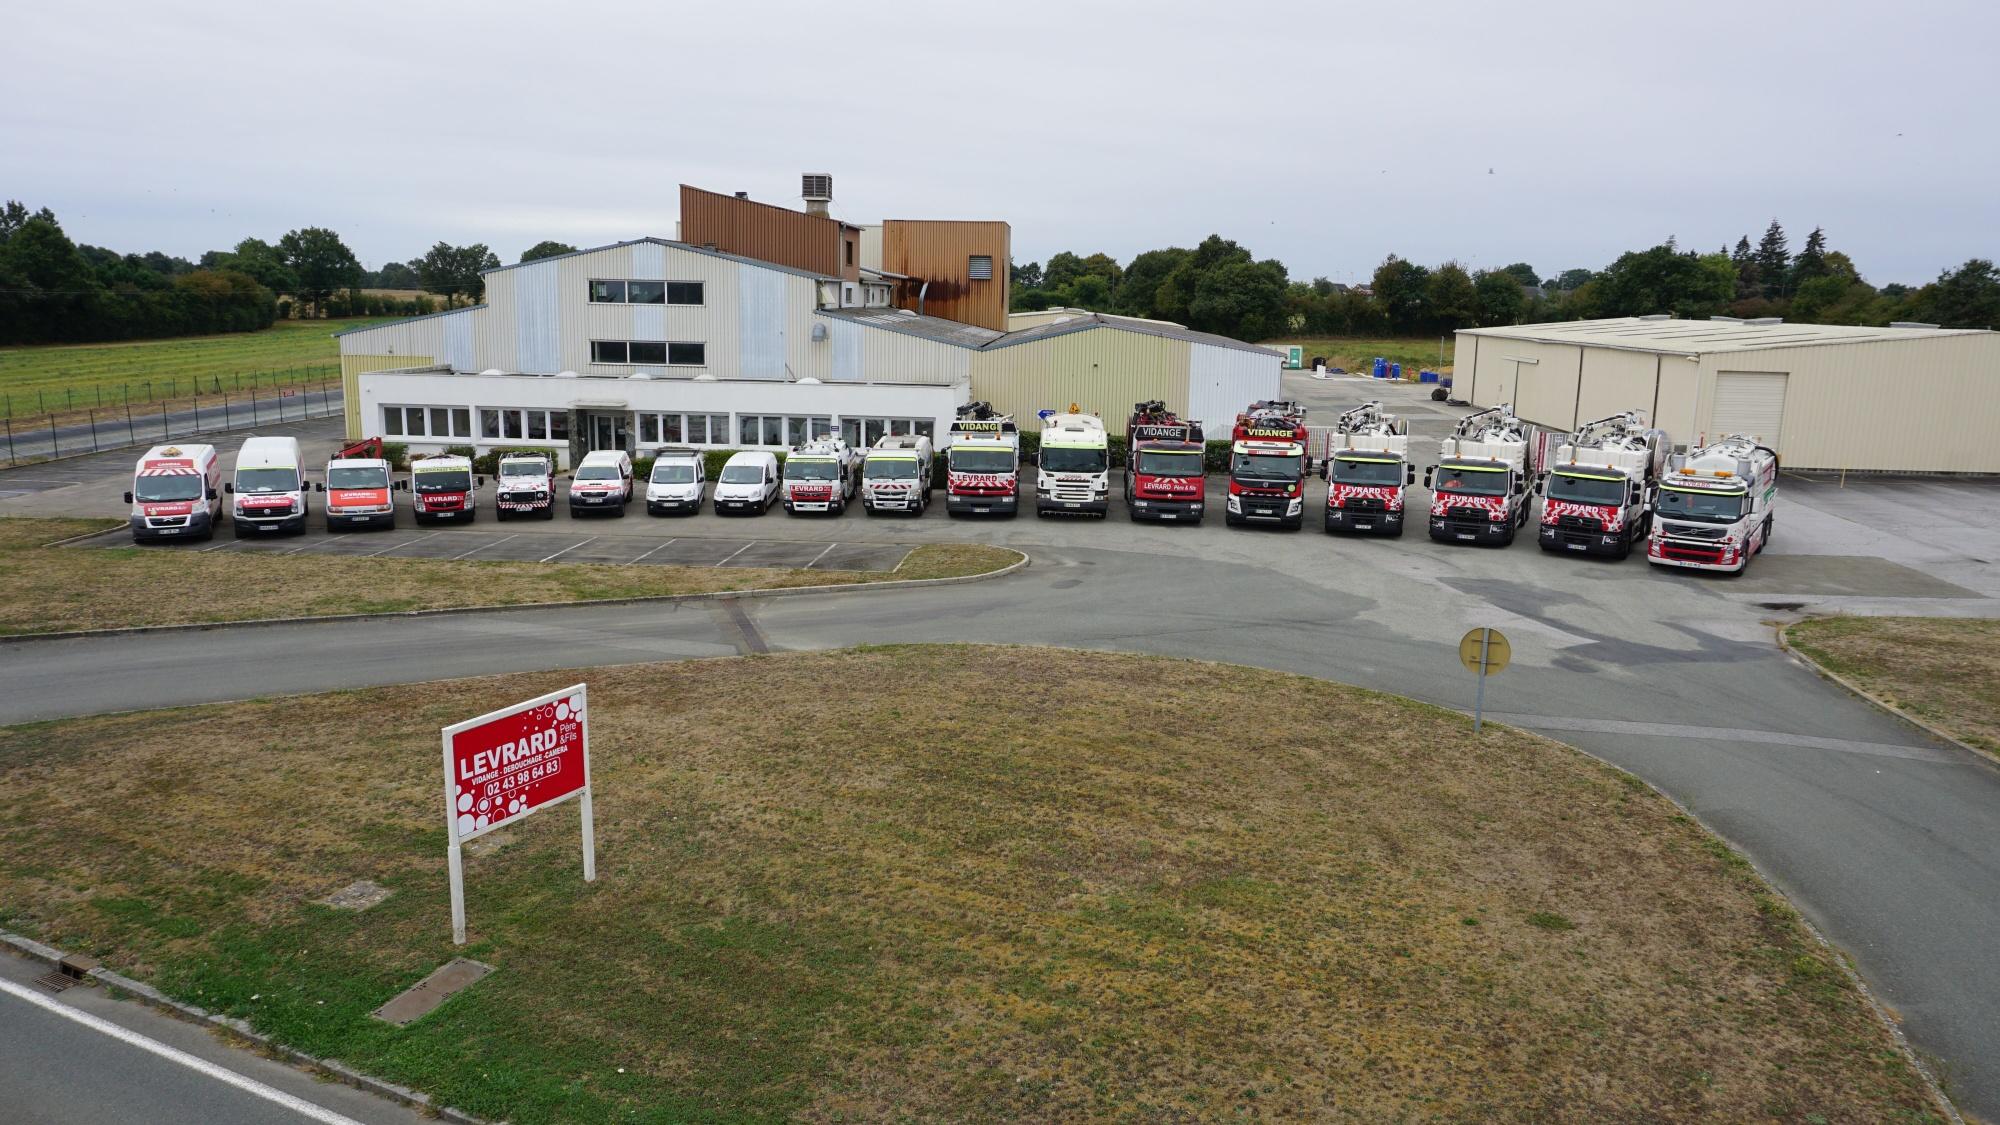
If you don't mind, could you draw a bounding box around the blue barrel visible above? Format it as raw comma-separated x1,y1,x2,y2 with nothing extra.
1391,361,1402,380
1419,369,1439,384
1372,357,1387,379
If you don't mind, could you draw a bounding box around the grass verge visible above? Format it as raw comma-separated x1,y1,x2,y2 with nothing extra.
0,518,1018,635
1786,615,2000,756
0,647,1940,1122
1266,335,1455,376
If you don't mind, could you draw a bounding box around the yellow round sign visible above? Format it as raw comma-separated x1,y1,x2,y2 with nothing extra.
1458,627,1511,675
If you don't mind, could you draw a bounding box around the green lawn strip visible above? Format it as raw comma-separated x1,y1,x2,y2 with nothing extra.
1786,616,2000,755
1264,335,1455,375
0,649,1943,1122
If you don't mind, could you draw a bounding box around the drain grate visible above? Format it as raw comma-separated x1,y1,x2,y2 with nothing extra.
1758,601,1806,611
32,968,78,994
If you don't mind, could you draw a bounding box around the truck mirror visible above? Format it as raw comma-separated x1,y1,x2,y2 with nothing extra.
207,487,219,500
314,482,325,492
1422,467,1435,488
123,491,134,504
477,476,487,487
224,482,235,494
1317,460,1328,481
1405,465,1417,485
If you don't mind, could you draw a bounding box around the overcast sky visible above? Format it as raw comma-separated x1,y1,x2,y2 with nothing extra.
6,0,1992,286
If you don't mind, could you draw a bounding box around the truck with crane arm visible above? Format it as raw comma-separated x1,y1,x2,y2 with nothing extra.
1225,400,1309,529
1319,400,1414,536
1647,434,1780,573
945,401,1022,517
1123,400,1208,523
1424,405,1535,545
1535,410,1668,558
782,434,861,515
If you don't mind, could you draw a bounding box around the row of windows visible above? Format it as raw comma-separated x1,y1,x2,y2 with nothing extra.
386,406,937,449
590,340,706,366
588,279,704,305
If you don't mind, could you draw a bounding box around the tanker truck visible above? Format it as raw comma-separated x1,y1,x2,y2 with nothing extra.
1320,400,1413,536
1535,410,1668,559
1423,405,1534,545
1647,434,1780,574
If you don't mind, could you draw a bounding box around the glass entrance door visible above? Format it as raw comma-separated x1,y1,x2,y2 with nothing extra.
587,413,631,452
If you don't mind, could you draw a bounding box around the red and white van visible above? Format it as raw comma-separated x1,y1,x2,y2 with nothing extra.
124,444,223,542
410,454,482,524
318,455,402,530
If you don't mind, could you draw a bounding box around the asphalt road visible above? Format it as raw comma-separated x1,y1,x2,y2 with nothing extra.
0,952,427,1124
5,374,1999,1119
2,387,341,464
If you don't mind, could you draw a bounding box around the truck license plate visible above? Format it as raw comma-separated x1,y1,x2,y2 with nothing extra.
258,525,278,532
1063,502,1078,509
1567,543,1585,551
158,528,180,536
1160,513,1176,520
1456,532,1475,540
973,506,989,513
1354,522,1372,530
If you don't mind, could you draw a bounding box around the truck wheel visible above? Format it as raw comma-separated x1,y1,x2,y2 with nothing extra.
1386,523,1404,539
1498,525,1516,547
1225,512,1243,527
234,523,250,540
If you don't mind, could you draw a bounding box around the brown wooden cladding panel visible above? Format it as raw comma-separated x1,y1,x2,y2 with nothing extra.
679,185,858,281
882,220,1011,331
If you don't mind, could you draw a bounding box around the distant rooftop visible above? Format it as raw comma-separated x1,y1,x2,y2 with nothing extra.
816,306,1004,348
1461,317,1992,355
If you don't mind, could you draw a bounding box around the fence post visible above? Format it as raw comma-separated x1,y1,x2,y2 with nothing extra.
126,402,135,446
4,417,13,466
223,391,231,430
161,399,169,441
48,415,58,457
89,410,99,452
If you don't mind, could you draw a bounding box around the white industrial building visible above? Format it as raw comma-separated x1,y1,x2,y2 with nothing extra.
1456,317,2000,473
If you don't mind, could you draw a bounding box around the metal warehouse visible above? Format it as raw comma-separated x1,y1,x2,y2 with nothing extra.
1456,317,2000,473
339,175,1278,466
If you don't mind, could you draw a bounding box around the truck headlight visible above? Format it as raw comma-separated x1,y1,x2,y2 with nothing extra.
1287,498,1303,515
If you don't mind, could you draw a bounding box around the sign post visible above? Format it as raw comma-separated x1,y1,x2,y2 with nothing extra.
1457,627,1511,733
441,683,594,945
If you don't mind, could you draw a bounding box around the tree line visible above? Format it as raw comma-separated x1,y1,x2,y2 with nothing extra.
1013,220,1999,341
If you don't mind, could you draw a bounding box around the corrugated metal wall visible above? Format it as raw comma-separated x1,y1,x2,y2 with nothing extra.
881,220,1011,331
828,319,863,382
1572,348,1658,433
511,260,561,373
736,268,788,378
678,185,852,280
1186,342,1282,436
972,327,1191,433
339,354,434,438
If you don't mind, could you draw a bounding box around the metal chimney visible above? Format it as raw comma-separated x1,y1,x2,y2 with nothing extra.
801,173,833,217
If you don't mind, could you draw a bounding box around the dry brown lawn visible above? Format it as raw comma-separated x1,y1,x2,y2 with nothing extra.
1788,616,2000,756
0,647,1939,1123
0,518,1018,634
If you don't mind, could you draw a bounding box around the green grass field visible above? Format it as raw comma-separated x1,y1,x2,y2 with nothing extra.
1266,336,1456,375
0,318,394,419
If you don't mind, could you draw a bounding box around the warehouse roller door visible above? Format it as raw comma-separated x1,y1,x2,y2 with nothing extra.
1712,371,1788,448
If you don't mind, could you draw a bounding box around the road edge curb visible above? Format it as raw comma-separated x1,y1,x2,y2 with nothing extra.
0,929,491,1124
1776,623,1997,766
0,547,1029,644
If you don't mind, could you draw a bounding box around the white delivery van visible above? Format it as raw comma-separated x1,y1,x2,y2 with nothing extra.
317,455,401,530
645,447,706,515
225,435,309,537
495,452,557,520
568,450,634,517
125,443,222,542
409,454,481,524
713,451,781,515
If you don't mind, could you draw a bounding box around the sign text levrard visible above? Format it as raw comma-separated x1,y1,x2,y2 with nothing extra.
446,686,589,843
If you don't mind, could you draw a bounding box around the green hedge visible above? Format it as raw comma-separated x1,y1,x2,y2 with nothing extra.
473,448,557,476
378,442,409,471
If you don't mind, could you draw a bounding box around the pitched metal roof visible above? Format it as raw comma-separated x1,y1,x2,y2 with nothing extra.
477,236,838,282
816,307,1003,349
980,312,1283,357
331,304,486,338
1460,316,1993,355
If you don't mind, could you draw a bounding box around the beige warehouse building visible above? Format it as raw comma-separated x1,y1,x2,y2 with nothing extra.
1455,317,2000,473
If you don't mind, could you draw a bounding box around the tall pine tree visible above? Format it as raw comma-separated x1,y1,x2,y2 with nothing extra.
1792,227,1829,286
1731,235,1759,300
1754,220,1790,298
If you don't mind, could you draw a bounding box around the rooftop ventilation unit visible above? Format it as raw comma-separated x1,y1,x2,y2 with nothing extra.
1709,315,1744,324
1890,321,1941,329
802,173,833,217
1637,313,1672,321
1745,317,1784,326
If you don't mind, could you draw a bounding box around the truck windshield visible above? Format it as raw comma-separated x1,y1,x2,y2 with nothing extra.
1656,485,1745,522
1547,473,1626,504
651,463,696,484
949,448,1016,473
864,457,919,480
575,465,621,480
1231,452,1301,482
1434,466,1508,496
719,464,766,483
1332,458,1400,485
327,466,387,489
134,474,203,502
234,467,299,493
785,460,838,480
499,461,547,479
414,470,471,492
1135,450,1203,477
1042,447,1107,474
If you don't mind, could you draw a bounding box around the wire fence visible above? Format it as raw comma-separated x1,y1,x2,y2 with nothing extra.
2,366,345,467
0,365,339,421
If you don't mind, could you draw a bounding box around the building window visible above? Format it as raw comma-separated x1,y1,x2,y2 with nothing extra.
480,408,565,443
667,342,705,366
846,416,934,448
846,241,854,267
590,279,705,305
629,341,668,365
636,413,731,446
590,340,704,366
591,340,628,364
384,405,471,439
738,414,785,447
969,255,993,280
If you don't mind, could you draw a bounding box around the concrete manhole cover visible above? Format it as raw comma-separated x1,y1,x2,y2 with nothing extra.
371,958,494,1027
323,880,393,911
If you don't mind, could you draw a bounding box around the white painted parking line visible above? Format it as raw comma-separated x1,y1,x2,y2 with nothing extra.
540,536,596,563
362,531,440,558
197,538,245,553
630,538,677,563
713,542,754,567
0,976,366,1125
802,543,837,569
451,534,516,560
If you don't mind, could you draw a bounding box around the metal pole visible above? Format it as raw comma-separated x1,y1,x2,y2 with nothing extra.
1472,629,1490,734
448,842,467,946
4,417,12,466
223,391,230,430
126,402,134,445
48,415,58,458
88,410,98,452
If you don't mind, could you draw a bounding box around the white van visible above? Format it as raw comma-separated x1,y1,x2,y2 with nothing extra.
318,455,401,530
645,447,706,515
713,451,781,515
861,435,934,515
568,450,634,517
226,435,309,537
125,443,222,542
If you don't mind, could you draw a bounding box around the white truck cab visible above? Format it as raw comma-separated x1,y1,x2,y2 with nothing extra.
409,454,481,524
495,452,556,520
783,436,860,515
861,435,934,515
318,456,400,530
568,450,633,517
1035,412,1110,517
225,435,309,537
645,447,706,515
125,443,222,542
714,450,781,515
